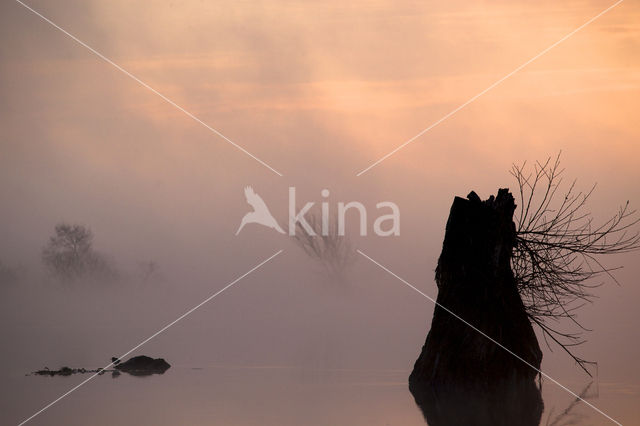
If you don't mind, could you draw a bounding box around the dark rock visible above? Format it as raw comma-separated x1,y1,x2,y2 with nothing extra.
31,366,78,377
114,356,171,376
30,355,171,378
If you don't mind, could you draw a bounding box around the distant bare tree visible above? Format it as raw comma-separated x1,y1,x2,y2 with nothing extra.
0,260,21,285
42,223,116,281
511,153,640,374
290,211,356,280
138,260,159,282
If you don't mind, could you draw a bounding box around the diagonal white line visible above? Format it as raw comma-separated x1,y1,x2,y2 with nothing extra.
13,0,283,177
18,249,284,426
356,249,622,426
356,0,625,177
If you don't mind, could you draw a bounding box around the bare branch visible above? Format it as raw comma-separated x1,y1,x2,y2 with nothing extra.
289,210,356,280
511,153,640,374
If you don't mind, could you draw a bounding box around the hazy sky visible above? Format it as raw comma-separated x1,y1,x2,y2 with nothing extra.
1,0,639,260
1,0,640,423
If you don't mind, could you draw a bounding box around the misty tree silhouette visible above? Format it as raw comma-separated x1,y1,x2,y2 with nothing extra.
42,223,116,281
289,210,356,280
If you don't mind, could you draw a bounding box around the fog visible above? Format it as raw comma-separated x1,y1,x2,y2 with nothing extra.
1,0,639,424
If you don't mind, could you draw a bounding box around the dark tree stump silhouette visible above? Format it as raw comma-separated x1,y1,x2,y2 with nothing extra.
409,189,543,425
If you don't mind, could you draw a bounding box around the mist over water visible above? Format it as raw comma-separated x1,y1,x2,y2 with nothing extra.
2,0,640,424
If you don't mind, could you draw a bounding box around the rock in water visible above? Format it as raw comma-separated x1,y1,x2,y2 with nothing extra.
409,189,543,425
114,356,171,376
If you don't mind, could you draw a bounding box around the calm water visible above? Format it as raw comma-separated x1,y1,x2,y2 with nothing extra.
2,365,638,425
1,263,639,426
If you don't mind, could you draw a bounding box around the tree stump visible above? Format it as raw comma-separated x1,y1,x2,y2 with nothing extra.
409,189,543,425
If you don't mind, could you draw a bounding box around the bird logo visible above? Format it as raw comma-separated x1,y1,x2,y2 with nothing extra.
236,186,285,235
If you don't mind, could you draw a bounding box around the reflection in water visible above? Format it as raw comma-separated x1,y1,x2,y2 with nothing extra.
410,378,543,426
544,382,595,426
